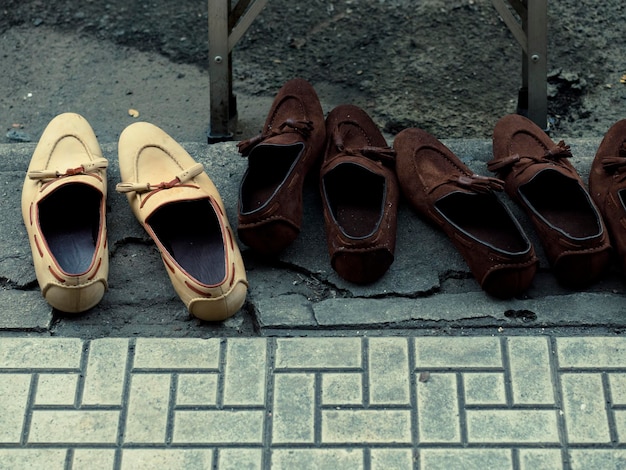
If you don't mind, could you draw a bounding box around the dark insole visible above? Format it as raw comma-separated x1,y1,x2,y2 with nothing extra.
436,192,529,253
240,143,304,213
323,164,385,238
148,199,226,285
38,184,101,274
519,169,599,238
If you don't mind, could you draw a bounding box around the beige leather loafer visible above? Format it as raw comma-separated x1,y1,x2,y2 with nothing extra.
21,113,109,313
116,122,247,321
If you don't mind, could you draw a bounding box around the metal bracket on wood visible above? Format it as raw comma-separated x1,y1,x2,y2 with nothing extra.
491,0,548,130
207,0,268,143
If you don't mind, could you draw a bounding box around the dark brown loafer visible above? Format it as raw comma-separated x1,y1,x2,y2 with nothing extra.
589,119,626,271
394,128,538,298
320,104,399,284
489,114,611,287
237,78,326,256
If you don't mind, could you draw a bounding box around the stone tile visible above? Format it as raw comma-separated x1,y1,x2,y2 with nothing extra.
368,337,410,405
569,450,626,470
275,338,361,369
615,410,626,444
370,449,414,470
466,410,559,443
28,410,119,443
558,337,626,369
561,373,611,443
82,338,129,406
507,337,554,404
223,338,267,406
609,373,626,404
322,409,412,443
0,291,52,330
415,337,502,368
0,374,30,443
271,449,363,469
133,338,220,370
255,293,317,327
121,449,213,469
176,373,218,406
73,449,117,470
272,373,315,444
172,410,264,444
321,373,362,405
0,338,83,369
463,372,506,405
124,373,171,444
35,373,78,405
417,373,460,443
419,449,513,469
218,448,263,470
518,449,564,470
0,449,67,468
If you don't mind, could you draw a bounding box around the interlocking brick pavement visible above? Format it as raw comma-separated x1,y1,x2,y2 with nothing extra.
0,336,625,469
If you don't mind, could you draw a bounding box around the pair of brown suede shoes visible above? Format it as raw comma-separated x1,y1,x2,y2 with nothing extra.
22,113,247,319
396,114,614,298
237,78,398,284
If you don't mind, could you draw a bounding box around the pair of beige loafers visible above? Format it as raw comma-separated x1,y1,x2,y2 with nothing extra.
22,113,247,320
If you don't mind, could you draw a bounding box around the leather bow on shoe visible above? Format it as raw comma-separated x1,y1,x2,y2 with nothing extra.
28,158,108,182
237,119,314,156
440,173,504,195
597,142,626,174
487,140,573,174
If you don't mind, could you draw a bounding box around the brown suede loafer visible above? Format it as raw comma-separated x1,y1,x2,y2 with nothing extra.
21,113,109,313
237,78,326,256
320,104,399,284
394,128,537,298
589,119,626,271
489,114,611,287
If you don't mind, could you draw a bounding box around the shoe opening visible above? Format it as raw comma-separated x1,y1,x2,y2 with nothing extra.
147,199,226,285
38,183,102,275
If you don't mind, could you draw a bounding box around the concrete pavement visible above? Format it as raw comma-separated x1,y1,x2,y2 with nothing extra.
1,138,626,469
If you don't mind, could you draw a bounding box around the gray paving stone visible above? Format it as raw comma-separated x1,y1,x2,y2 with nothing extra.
370,449,415,470
569,450,626,470
28,410,119,443
121,449,214,469
561,373,611,444
223,338,267,406
615,410,626,444
557,337,626,368
321,372,363,405
73,449,117,470
507,336,555,404
466,410,560,443
133,338,221,370
0,337,82,369
322,409,412,443
0,374,30,443
463,372,506,405
419,449,513,469
0,449,67,469
255,293,317,328
217,448,263,470
176,373,218,406
271,449,363,470
610,373,626,404
415,337,502,368
417,373,461,443
172,410,264,444
124,373,170,444
82,338,129,405
368,337,410,405
275,338,361,369
0,290,51,330
35,373,78,405
272,373,315,444
518,449,564,470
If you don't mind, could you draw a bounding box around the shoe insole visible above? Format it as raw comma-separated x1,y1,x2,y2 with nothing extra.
38,184,101,275
324,164,385,239
519,169,599,238
148,199,226,286
240,143,303,213
436,192,529,253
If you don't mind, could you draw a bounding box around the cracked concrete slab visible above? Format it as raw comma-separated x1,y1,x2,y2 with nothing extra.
1,138,625,337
